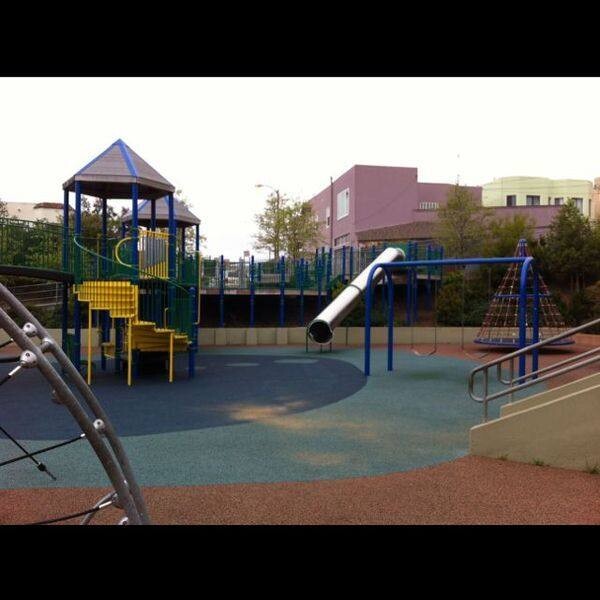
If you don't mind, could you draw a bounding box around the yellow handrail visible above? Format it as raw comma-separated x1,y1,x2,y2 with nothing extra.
114,236,134,267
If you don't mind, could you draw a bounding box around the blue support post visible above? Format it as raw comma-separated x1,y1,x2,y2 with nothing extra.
518,261,529,379
250,255,255,327
426,244,432,310
167,193,176,325
61,189,69,355
219,254,225,327
341,245,347,283
195,223,200,253
115,319,122,374
188,286,197,378
349,246,354,281
180,225,186,259
405,242,412,325
326,247,333,303
279,255,285,327
150,199,156,231
532,267,540,376
73,182,82,372
100,199,108,372
387,270,394,372
299,258,305,326
316,254,322,312
131,183,139,283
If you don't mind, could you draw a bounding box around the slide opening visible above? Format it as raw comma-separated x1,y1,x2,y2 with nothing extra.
308,320,333,344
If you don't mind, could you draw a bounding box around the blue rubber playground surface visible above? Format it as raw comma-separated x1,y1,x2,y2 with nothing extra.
0,346,504,490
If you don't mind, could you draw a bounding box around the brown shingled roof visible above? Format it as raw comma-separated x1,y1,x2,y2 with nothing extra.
356,221,436,242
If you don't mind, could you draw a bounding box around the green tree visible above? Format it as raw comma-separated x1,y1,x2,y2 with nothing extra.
534,201,600,292
434,185,490,258
0,197,8,219
175,189,206,252
482,214,536,258
253,191,288,258
282,201,322,260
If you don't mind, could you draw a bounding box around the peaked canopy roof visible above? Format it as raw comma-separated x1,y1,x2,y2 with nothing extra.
63,139,175,200
122,197,200,227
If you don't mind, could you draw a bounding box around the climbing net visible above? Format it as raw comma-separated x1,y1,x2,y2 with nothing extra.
0,283,149,525
475,240,572,346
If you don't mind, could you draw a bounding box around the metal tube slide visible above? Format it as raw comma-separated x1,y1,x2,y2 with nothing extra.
307,247,405,344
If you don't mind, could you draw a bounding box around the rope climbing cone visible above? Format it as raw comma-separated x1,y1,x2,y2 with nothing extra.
474,239,573,347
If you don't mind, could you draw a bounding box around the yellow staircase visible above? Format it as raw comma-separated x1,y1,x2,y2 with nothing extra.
74,280,190,385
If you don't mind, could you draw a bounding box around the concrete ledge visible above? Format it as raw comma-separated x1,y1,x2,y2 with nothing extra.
40,326,485,348
246,328,258,346
471,383,600,471
192,326,484,346
500,372,600,417
215,329,227,346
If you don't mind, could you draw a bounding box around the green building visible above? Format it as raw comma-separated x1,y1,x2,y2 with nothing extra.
482,176,593,217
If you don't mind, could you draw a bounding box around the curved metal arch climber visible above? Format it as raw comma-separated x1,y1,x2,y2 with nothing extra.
0,282,150,525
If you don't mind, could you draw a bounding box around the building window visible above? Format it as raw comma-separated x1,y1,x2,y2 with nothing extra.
334,233,350,247
325,207,331,228
554,197,564,206
506,195,516,207
572,197,583,212
337,188,350,220
526,195,540,206
418,201,439,211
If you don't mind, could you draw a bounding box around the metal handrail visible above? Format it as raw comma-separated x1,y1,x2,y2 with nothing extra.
469,316,600,421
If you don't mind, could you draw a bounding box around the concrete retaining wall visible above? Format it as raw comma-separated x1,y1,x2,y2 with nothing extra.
471,382,600,471
42,326,482,347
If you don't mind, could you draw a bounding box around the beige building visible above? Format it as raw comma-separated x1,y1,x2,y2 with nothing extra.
3,202,65,222
482,176,593,218
593,178,600,221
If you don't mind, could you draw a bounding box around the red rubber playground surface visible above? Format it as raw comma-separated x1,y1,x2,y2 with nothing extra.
1,341,599,525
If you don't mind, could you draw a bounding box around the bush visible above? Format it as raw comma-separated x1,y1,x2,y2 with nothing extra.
436,269,489,326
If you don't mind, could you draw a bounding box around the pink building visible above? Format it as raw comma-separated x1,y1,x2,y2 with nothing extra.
309,165,559,249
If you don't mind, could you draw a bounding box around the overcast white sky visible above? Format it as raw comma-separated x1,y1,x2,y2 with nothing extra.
1,77,599,258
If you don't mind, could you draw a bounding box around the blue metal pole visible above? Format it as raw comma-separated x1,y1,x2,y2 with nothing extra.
299,258,305,326
349,246,354,281
316,254,322,312
405,242,412,325
188,286,197,379
279,255,285,327
387,269,394,372
326,248,333,304
250,255,255,327
426,244,432,310
518,259,532,378
100,198,109,372
532,266,540,376
62,189,69,272
73,182,82,372
150,199,157,231
341,245,346,283
131,183,139,283
61,189,69,355
195,223,200,253
219,255,225,327
168,193,176,323
364,271,374,376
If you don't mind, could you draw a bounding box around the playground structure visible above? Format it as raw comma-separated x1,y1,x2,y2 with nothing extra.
0,282,148,524
474,239,572,347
